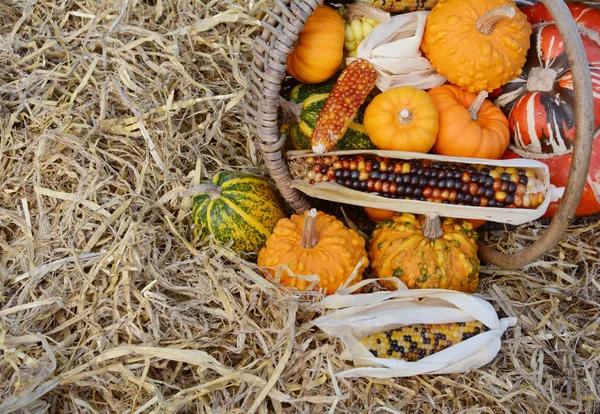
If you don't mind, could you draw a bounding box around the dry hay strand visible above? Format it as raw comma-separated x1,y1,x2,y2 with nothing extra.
0,0,599,413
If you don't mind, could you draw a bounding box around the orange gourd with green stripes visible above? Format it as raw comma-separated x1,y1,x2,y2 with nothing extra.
192,171,286,256
368,213,480,293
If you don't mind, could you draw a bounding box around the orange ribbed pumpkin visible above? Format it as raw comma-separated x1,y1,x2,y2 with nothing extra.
428,84,510,159
286,6,345,84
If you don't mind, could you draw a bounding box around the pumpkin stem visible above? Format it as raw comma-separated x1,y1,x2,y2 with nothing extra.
345,3,391,24
279,96,303,125
475,6,516,36
422,213,443,240
467,90,489,121
526,67,558,93
301,208,319,249
183,184,222,200
397,108,413,125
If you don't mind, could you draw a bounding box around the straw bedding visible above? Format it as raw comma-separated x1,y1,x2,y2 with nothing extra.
0,0,598,412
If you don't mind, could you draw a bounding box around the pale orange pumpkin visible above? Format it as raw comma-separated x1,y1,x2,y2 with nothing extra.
286,6,345,84
364,206,395,223
421,0,531,93
363,86,439,153
428,84,509,159
257,209,368,295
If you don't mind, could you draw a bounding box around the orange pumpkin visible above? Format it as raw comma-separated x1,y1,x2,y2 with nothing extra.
466,219,487,229
286,6,345,84
257,209,368,295
428,84,509,159
421,0,531,93
364,86,439,153
364,206,395,223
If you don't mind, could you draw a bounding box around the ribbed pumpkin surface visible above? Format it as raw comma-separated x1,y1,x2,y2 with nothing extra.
369,213,480,293
192,171,286,255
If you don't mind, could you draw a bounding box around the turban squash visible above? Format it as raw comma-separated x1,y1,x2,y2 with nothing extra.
492,3,600,217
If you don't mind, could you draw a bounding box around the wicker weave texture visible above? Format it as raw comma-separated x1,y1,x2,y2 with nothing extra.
245,0,323,214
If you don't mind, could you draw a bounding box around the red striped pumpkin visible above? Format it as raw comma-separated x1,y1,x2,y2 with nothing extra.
492,3,600,217
491,3,600,155
502,129,600,218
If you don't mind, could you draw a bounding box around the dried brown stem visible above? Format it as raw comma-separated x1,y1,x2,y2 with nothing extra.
476,6,516,35
301,208,319,248
422,213,443,239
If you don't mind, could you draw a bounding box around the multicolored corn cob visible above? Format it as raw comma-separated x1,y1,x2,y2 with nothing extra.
357,0,438,13
361,320,490,362
310,59,377,155
288,154,546,209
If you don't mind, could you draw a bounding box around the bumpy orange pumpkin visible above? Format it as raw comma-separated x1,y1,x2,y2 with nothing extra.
369,213,480,293
421,0,531,93
428,84,509,159
364,86,439,153
286,6,345,84
257,209,368,295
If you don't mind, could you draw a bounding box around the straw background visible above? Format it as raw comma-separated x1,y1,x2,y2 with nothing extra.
0,0,598,412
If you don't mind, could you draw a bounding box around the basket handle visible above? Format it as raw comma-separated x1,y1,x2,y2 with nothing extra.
478,0,595,269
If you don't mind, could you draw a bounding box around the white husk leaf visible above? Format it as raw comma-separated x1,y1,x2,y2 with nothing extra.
347,11,447,91
312,283,518,378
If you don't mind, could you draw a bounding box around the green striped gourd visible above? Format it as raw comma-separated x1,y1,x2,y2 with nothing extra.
281,80,376,151
192,171,287,256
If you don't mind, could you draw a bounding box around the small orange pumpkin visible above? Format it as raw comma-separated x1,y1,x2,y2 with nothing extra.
286,6,345,84
257,209,368,295
428,84,509,159
364,206,395,223
364,86,439,153
466,219,487,229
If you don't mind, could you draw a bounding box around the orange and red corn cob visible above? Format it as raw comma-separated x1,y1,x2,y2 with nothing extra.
288,154,546,209
361,320,489,362
310,59,377,154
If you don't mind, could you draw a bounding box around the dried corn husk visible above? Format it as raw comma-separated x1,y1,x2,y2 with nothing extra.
312,284,517,378
346,11,447,91
288,149,558,225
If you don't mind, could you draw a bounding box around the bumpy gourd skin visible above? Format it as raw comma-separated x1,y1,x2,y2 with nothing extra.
369,213,480,293
421,0,531,93
257,210,368,295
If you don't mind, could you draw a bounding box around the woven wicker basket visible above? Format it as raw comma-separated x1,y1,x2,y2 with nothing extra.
245,0,596,269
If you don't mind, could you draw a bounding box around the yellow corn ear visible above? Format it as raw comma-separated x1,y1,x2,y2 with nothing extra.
343,17,380,58
358,0,438,13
